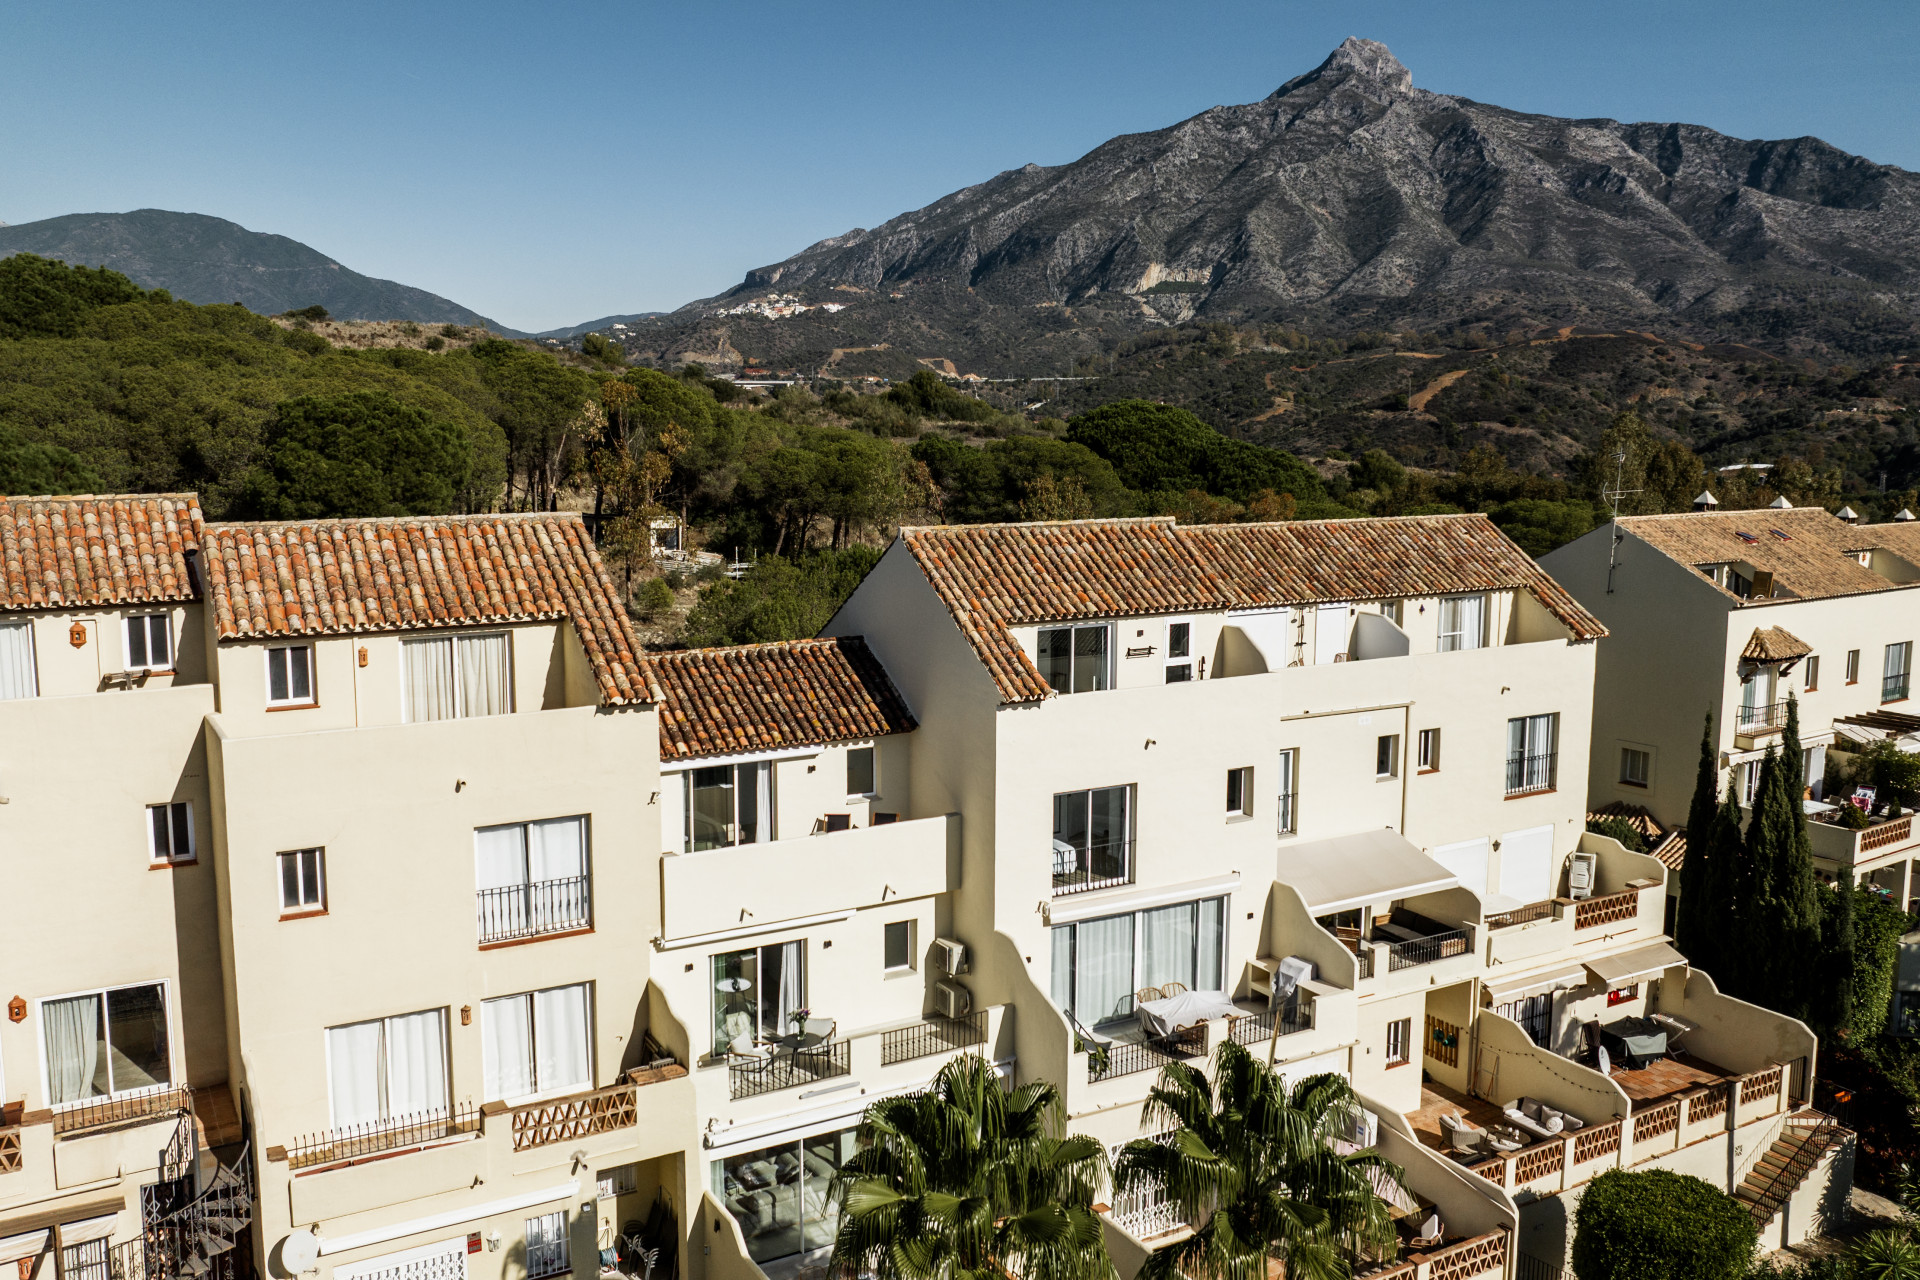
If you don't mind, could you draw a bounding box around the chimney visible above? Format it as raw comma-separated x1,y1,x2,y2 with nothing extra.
1769,495,1794,509
1898,509,1917,523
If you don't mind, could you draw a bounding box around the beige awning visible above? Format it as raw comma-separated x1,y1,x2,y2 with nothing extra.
1584,941,1687,991
1275,829,1458,915
0,1232,49,1265
1484,964,1587,1003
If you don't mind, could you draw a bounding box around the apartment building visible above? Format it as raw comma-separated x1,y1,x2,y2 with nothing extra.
1,499,699,1280
1544,506,1920,906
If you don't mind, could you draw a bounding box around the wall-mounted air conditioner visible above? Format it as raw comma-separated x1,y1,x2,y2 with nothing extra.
932,936,969,976
933,978,972,1019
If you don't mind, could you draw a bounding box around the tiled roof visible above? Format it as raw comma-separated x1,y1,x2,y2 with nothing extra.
1652,831,1686,873
1618,508,1898,602
651,636,916,761
200,514,657,705
1589,802,1677,869
900,514,1607,704
0,494,204,613
1742,626,1812,663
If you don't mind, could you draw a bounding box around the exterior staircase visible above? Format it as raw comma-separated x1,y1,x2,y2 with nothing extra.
1736,1111,1847,1229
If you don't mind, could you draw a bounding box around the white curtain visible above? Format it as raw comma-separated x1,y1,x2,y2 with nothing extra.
528,817,585,881
768,941,804,1033
384,1010,448,1116
0,623,36,700
534,984,591,1092
327,1020,385,1126
457,633,511,717
1075,914,1135,1024
475,824,528,889
45,994,101,1104
1197,898,1225,990
1141,903,1196,992
483,995,535,1101
402,638,455,722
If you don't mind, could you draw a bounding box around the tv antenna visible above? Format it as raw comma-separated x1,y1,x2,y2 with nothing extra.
1604,449,1642,595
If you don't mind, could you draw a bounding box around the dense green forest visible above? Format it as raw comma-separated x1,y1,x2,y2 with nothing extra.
2,254,1902,651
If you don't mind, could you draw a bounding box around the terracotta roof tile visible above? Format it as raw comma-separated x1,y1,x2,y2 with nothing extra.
1619,508,1900,601
200,513,658,705
901,514,1606,704
652,636,916,761
1742,626,1812,663
1652,831,1686,872
0,494,204,613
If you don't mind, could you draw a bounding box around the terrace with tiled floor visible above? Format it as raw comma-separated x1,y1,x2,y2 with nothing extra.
1606,1053,1735,1107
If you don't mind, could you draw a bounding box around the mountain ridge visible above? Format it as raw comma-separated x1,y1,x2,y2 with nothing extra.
0,209,522,334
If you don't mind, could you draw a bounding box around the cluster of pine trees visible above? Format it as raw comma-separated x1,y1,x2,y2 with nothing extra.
1673,697,1902,1044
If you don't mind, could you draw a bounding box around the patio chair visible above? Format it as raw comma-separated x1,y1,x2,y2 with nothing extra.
1160,981,1189,997
1439,1113,1483,1156
1134,985,1166,1005
728,1034,774,1080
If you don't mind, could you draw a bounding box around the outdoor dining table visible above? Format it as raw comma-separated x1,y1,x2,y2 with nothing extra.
1136,989,1239,1039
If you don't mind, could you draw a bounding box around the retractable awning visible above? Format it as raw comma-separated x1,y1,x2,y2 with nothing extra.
1583,941,1687,991
1483,964,1587,1003
0,1233,48,1265
1276,829,1459,915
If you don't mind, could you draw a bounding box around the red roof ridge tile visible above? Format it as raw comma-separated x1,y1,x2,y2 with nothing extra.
653,635,916,761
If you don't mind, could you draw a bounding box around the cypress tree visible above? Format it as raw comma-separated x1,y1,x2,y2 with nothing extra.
1823,870,1858,1041
1735,703,1824,1020
1675,710,1719,973
1777,694,1822,951
1705,784,1750,996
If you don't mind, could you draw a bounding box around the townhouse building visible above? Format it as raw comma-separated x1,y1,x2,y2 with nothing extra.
1543,506,1920,907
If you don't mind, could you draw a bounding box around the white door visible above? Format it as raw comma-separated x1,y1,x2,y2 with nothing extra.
1496,826,1555,905
1315,603,1350,665
1429,837,1490,900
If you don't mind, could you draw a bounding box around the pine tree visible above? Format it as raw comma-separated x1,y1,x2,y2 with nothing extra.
1675,710,1720,973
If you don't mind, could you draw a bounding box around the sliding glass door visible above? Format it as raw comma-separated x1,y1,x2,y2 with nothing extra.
1049,897,1226,1026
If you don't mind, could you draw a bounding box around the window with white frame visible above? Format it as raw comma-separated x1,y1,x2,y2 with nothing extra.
883,920,915,972
0,621,37,700
525,1211,570,1280
1052,784,1132,891
1277,748,1298,835
1620,747,1650,788
686,763,773,851
1226,766,1253,818
1049,897,1227,1025
597,1163,637,1199
1417,728,1440,772
1165,621,1193,683
278,848,326,913
712,941,804,1054
266,644,315,707
401,633,511,722
1037,623,1110,694
1505,713,1559,795
1385,1017,1411,1066
1741,759,1762,805
325,1009,448,1126
1436,594,1487,652
1375,735,1400,779
474,816,590,942
1847,649,1861,684
1805,655,1820,692
124,613,172,671
481,983,592,1102
148,801,193,864
42,982,172,1104
846,746,876,798
1886,642,1913,703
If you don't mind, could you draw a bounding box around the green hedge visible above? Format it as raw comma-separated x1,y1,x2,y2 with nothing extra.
1571,1169,1755,1280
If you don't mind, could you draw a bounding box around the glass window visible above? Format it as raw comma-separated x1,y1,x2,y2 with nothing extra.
1847,649,1861,683
712,941,804,1055
1376,735,1399,778
43,983,171,1104
325,1009,448,1126
598,1163,638,1199
267,645,315,706
1805,655,1819,691
1050,897,1227,1026
846,747,875,797
148,801,193,863
279,848,326,912
0,621,37,700
526,1211,570,1280
1165,621,1192,682
124,614,171,671
1226,767,1252,817
1037,624,1110,694
714,1126,857,1264
883,920,913,971
1277,749,1298,835
1417,729,1440,771
687,763,773,850
1620,748,1650,788
1505,714,1559,794
402,633,511,722
1386,1017,1411,1066
1052,785,1132,892
474,816,590,941
1436,595,1486,652
482,983,592,1102
1885,642,1912,702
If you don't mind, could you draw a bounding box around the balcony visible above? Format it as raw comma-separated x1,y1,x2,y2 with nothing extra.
1505,753,1558,797
660,812,954,943
1387,926,1476,972
1805,808,1919,868
477,874,590,945
1573,888,1643,931
52,1086,191,1137
283,1101,481,1171
1887,673,1911,704
1053,838,1134,896
880,1010,988,1066
1736,700,1790,736
498,1074,685,1152
729,1038,853,1101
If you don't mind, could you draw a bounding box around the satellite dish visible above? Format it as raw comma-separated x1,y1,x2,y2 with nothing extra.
280,1230,321,1275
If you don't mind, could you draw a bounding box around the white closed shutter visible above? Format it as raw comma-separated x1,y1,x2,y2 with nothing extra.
0,622,36,700
1496,825,1555,904
1314,603,1350,665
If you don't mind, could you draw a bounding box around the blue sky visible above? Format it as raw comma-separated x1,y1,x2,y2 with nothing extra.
4,1,1916,332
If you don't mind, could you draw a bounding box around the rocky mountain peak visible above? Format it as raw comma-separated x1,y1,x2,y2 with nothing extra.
1270,37,1412,100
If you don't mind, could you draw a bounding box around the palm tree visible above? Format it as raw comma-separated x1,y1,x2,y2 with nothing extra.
1114,1039,1404,1280
829,1054,1116,1280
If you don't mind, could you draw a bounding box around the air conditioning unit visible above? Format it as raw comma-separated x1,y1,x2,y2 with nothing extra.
1343,1107,1379,1149
1568,851,1597,901
933,979,972,1019
932,936,969,976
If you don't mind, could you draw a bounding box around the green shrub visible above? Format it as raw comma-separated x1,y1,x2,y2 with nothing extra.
1570,1168,1755,1280
632,577,676,621
1585,816,1649,853
284,304,329,322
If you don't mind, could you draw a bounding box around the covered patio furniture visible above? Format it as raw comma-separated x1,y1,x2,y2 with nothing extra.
1136,989,1239,1040
1599,1016,1667,1069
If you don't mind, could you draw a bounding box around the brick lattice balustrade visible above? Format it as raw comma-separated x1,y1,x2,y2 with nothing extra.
1573,888,1640,930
